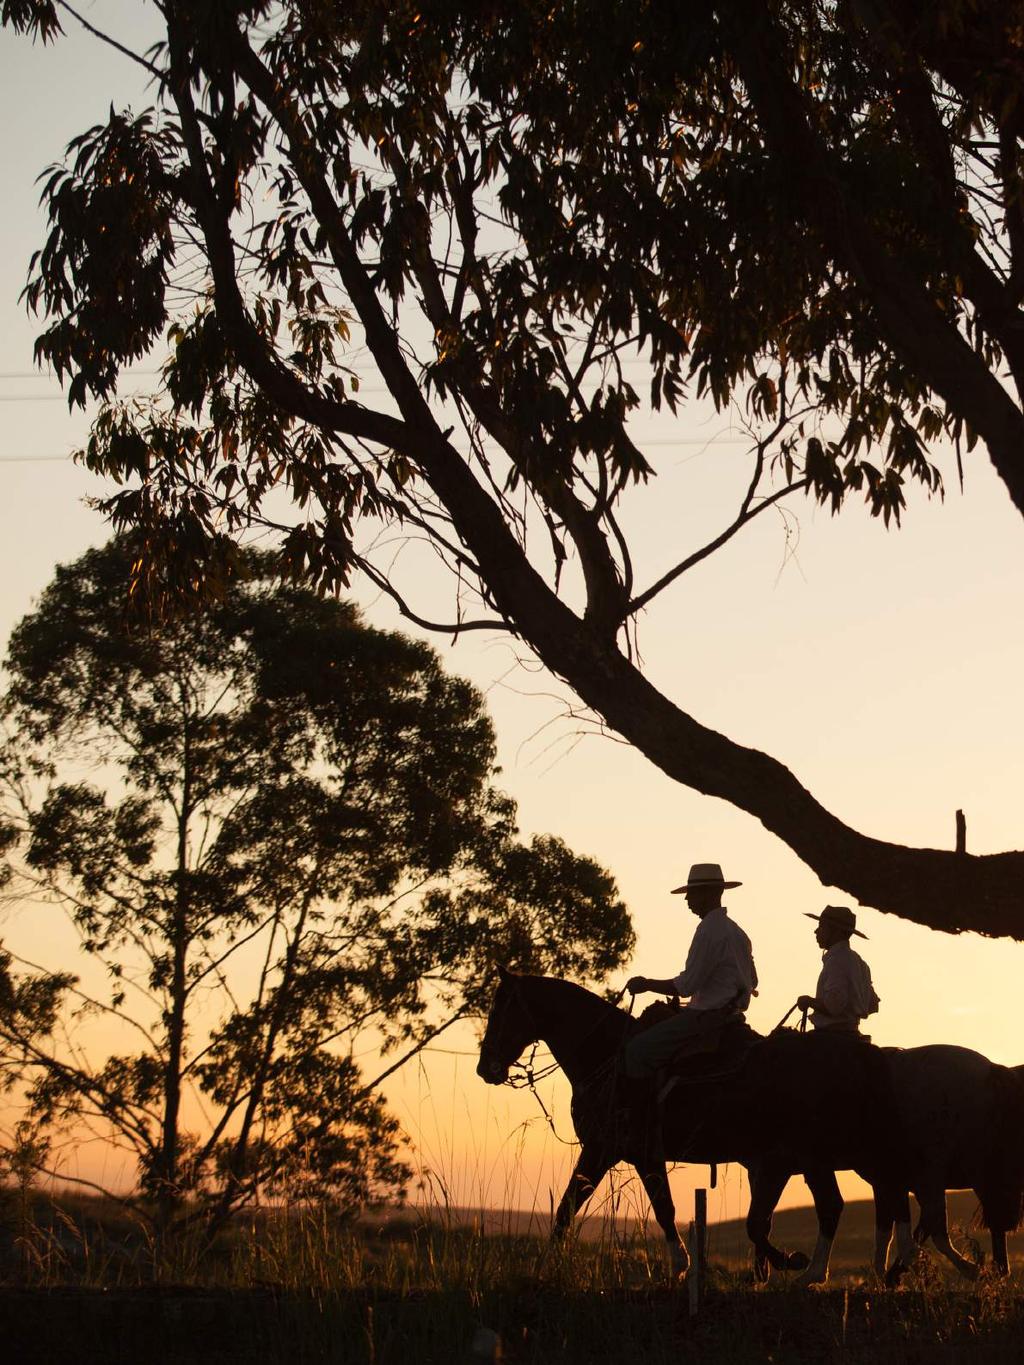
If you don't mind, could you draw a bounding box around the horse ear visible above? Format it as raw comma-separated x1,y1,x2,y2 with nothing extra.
497,963,511,980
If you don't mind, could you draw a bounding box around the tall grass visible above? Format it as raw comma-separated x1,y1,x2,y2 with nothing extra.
2,1186,1024,1364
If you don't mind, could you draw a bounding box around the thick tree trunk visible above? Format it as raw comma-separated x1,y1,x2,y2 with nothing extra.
199,20,1024,942
407,426,1024,940
534,625,1024,939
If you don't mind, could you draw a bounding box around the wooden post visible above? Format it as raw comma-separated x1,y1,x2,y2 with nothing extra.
955,809,967,854
689,1188,708,1316
687,1220,699,1316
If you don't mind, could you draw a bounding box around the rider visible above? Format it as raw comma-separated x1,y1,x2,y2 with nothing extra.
797,905,880,1035
623,862,758,1083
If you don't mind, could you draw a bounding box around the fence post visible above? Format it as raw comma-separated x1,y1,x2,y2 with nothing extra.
688,1187,707,1316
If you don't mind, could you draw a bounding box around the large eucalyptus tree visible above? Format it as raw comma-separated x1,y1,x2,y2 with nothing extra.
4,0,1024,932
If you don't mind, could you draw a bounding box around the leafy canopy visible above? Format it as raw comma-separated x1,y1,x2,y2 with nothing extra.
9,0,965,613
0,539,632,1228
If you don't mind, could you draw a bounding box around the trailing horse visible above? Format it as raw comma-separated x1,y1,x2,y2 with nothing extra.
874,1052,1024,1279
477,969,1024,1283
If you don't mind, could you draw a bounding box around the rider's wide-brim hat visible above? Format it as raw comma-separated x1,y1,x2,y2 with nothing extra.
671,862,741,894
805,904,867,938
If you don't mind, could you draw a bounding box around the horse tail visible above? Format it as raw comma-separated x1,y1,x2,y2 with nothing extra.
977,1064,1024,1234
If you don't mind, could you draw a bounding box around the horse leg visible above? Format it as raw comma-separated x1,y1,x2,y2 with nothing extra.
915,1187,979,1281
990,1228,1009,1276
552,1145,610,1240
636,1155,688,1279
874,1186,914,1286
873,1208,894,1281
891,1205,917,1280
746,1162,807,1283
793,1168,843,1288
977,1181,1015,1275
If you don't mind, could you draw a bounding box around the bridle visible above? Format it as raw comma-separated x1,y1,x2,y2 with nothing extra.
486,977,633,1092
489,975,635,1145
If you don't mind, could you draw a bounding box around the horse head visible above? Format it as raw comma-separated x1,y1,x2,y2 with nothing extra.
477,965,538,1085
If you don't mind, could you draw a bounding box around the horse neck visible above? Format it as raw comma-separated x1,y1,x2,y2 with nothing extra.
518,976,626,1082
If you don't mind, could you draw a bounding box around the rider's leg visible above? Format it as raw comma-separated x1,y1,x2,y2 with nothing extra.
621,1011,711,1154
622,1010,709,1079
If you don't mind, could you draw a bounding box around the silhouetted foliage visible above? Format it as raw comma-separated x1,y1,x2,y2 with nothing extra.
0,540,632,1234
5,1,1024,931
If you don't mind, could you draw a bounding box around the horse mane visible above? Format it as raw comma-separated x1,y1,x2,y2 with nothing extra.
510,972,628,1019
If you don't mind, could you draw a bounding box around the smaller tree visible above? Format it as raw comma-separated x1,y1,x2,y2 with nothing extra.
0,540,632,1236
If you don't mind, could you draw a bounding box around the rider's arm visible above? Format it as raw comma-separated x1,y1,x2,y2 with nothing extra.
628,916,721,998
797,992,828,1013
798,955,849,1017
626,975,678,995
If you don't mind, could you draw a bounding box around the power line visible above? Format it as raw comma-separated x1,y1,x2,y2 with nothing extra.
0,434,758,464
0,454,76,463
0,370,161,381
0,381,390,400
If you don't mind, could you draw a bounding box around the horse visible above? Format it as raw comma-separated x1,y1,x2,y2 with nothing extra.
871,1054,1024,1280
477,969,1024,1283
477,967,898,1281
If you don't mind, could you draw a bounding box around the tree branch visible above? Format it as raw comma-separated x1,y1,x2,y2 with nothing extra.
55,0,166,85
627,478,807,616
357,1009,469,1097
724,0,1024,518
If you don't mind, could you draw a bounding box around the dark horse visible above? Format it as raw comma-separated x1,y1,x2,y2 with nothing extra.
478,969,1024,1282
872,1053,1024,1279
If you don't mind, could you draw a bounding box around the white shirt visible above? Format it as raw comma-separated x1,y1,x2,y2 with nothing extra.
810,940,880,1031
671,906,757,1012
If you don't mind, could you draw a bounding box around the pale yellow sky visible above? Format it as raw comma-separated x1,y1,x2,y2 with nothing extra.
2,9,1024,1231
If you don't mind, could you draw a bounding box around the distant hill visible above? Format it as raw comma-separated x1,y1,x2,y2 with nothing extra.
401,1192,1020,1272
705,1191,1010,1270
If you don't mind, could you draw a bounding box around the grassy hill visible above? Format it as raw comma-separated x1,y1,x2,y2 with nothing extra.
1,1190,1023,1361
707,1191,1006,1270
412,1191,1019,1273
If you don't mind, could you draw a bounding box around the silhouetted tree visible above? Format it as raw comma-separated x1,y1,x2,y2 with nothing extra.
0,540,632,1235
4,1,1024,931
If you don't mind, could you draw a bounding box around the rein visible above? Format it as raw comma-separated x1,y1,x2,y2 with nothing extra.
772,999,810,1033
507,1044,575,1145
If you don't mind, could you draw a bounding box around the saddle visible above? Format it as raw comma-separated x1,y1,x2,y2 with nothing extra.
635,999,756,1083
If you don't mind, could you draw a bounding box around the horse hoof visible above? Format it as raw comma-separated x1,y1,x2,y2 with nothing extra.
785,1251,810,1272
885,1261,908,1289
794,1269,827,1289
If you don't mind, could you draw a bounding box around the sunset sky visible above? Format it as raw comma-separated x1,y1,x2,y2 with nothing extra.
3,7,1024,1238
